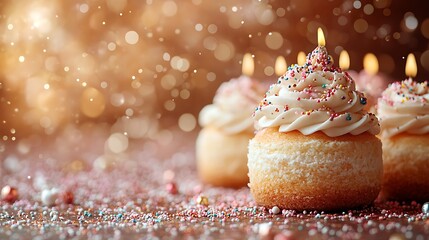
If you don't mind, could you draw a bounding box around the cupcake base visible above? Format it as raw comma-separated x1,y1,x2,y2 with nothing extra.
196,127,252,188
248,128,383,211
380,133,429,202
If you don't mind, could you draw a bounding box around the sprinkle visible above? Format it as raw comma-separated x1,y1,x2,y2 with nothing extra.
84,210,92,217
284,105,289,111
41,188,59,206
422,202,429,214
346,114,352,121
197,195,209,206
360,97,367,105
271,206,280,215
166,182,178,195
62,191,74,204
1,186,18,203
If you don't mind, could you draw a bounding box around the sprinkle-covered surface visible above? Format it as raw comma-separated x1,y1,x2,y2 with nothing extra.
1,126,429,239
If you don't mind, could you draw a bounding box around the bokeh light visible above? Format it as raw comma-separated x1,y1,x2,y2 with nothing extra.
0,0,428,143
80,88,106,118
178,113,196,132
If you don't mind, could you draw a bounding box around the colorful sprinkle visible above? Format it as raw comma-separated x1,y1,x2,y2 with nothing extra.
197,195,209,206
1,186,18,203
346,114,352,121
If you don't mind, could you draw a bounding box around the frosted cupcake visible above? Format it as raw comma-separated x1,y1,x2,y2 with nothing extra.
377,79,429,202
248,45,382,211
196,76,266,188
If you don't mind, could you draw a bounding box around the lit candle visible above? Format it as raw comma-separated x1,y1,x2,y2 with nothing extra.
317,27,326,47
242,53,254,77
405,53,417,78
275,56,287,76
297,51,306,66
363,53,379,76
339,50,350,70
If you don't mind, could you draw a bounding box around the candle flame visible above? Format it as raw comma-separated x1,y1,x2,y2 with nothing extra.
297,51,306,66
363,53,378,76
275,56,287,76
405,53,417,78
242,53,254,76
317,28,326,47
339,50,350,70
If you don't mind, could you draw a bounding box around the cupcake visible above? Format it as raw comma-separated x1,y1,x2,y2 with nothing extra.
248,45,382,211
377,79,429,202
196,76,266,188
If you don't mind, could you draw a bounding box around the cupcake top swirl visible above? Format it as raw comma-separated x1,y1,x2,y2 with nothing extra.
199,75,266,134
253,46,380,137
377,79,429,138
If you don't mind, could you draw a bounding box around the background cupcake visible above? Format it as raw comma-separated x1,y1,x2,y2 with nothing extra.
377,76,429,202
196,73,266,188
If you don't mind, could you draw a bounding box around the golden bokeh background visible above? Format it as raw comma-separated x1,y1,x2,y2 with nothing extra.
1,0,429,142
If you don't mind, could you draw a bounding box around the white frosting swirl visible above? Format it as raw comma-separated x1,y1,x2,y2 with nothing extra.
199,75,266,134
254,46,380,137
377,79,429,138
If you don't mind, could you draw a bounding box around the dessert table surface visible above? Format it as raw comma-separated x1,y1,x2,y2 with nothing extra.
0,127,428,240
